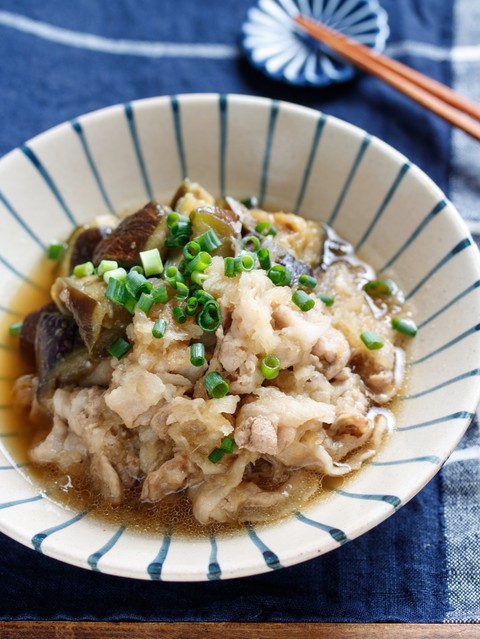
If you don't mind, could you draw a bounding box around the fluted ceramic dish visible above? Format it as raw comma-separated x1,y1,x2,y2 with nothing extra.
242,0,389,86
0,94,479,581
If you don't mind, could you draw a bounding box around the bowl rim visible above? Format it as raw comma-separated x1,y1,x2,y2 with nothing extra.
1,92,479,581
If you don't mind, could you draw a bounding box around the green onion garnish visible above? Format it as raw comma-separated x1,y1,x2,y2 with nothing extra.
318,294,335,307
108,337,131,360
208,448,225,464
125,270,152,297
185,251,212,275
165,233,191,248
173,306,187,324
185,297,199,315
152,285,168,304
299,274,317,290
242,235,261,252
103,267,127,283
175,281,190,300
363,279,394,297
260,355,280,380
190,343,206,367
165,266,185,287
47,242,66,260
183,241,201,261
391,318,418,337
224,257,236,277
257,248,271,270
360,331,384,350
8,322,22,337
152,318,167,339
204,371,229,398
196,300,222,332
220,436,235,454
97,260,119,277
268,265,292,287
195,290,215,304
195,229,222,253
140,248,163,277
234,253,255,273
240,196,258,209
292,290,315,312
130,265,144,275
167,211,190,230
136,292,154,314
255,222,277,236
73,261,95,278
105,277,126,305
191,271,209,286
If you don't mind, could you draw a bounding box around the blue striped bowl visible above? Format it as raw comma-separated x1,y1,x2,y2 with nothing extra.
0,94,479,581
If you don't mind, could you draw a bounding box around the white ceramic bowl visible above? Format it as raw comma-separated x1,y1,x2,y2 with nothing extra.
0,94,479,581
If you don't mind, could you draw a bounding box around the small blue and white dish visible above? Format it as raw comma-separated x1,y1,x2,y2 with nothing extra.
242,0,390,87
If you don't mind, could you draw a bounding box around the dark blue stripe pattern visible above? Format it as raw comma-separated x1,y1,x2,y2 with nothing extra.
295,512,349,544
207,533,221,581
397,411,474,431
370,456,441,466
87,525,125,572
0,191,46,249
71,119,116,215
219,94,228,199
32,511,88,553
0,494,43,510
335,489,401,508
258,100,279,207
147,533,171,581
410,324,480,366
20,145,77,227
401,370,480,400
294,113,327,213
124,103,153,201
247,525,283,570
170,96,187,180
418,280,480,330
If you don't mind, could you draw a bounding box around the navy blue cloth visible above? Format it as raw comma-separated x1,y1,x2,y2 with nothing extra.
0,0,461,622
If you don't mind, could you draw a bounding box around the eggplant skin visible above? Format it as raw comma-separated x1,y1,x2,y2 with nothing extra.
57,226,112,278
35,310,93,403
19,302,57,365
92,202,168,268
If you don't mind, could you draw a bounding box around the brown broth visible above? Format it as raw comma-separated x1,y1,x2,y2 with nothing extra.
0,242,407,540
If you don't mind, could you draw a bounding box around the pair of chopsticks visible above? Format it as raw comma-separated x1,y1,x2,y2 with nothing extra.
295,15,480,142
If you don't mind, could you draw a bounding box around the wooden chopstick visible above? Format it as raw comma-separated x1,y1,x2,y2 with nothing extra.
295,15,480,141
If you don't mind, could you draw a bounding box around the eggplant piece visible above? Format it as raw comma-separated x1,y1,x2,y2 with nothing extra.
261,237,312,284
57,225,112,278
92,202,169,268
35,310,94,403
190,206,241,257
52,276,131,357
19,302,57,365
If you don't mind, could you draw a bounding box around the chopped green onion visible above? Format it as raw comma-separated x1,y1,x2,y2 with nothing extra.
8,321,22,337
204,371,229,398
268,265,292,287
105,278,126,305
234,253,255,273
191,271,209,286
195,229,222,253
240,196,258,209
103,267,127,283
195,290,215,304
185,297,199,315
196,300,222,332
167,212,190,230
174,281,190,300
47,242,66,260
255,222,277,236
360,331,384,350
208,448,225,464
165,233,191,248
173,306,187,324
257,248,271,270
136,292,154,314
185,251,212,275
97,260,118,277
108,337,131,360
190,343,206,367
260,355,280,380
391,318,418,337
363,279,394,297
318,294,334,307
242,235,261,252
152,285,168,304
292,290,315,312
73,261,95,278
125,270,152,297
183,241,201,261
220,436,235,454
165,266,185,287
130,265,144,275
140,248,163,277
224,256,236,277
152,318,167,339
299,274,317,290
